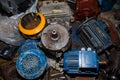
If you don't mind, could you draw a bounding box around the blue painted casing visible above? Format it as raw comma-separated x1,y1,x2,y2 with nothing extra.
16,40,46,79
18,39,39,53
98,0,103,5
74,17,112,53
98,0,116,12
63,49,99,75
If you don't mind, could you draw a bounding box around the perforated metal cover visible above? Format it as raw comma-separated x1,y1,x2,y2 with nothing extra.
16,49,46,79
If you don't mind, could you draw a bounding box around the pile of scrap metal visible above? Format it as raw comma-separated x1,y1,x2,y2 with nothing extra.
0,0,120,80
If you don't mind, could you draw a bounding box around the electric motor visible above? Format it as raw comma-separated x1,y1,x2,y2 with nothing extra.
77,17,112,53
39,1,73,21
41,23,71,57
74,0,100,20
16,40,47,79
18,12,46,39
39,1,73,30
63,48,99,75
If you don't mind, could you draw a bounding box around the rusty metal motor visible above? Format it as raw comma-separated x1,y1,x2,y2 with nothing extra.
38,1,72,57
40,23,71,57
38,0,73,30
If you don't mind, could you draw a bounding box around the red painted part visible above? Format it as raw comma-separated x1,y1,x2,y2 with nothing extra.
74,0,100,20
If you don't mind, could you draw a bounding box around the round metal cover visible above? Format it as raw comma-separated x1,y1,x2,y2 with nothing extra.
41,23,70,51
16,49,46,79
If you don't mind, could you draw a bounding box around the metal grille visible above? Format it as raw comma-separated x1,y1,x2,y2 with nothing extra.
21,54,41,74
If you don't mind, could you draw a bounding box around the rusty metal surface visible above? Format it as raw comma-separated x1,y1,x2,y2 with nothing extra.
102,18,120,46
41,23,71,52
0,61,23,80
21,13,41,30
100,9,120,27
0,51,20,80
75,77,95,80
43,67,69,80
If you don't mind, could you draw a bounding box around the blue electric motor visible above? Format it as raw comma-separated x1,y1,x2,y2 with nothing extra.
63,48,99,75
16,40,47,79
98,0,116,12
76,17,112,53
